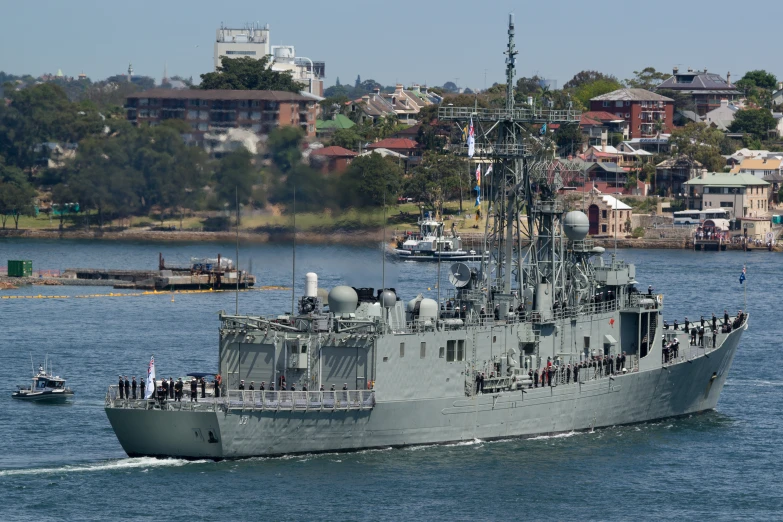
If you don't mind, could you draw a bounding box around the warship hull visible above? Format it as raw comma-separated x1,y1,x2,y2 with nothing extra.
104,324,743,459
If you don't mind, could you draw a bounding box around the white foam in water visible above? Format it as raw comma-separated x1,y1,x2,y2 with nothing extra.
446,438,483,447
0,457,206,477
528,431,579,441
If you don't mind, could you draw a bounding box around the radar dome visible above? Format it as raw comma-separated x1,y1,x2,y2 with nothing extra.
380,289,397,308
418,298,438,321
328,286,358,314
563,211,589,241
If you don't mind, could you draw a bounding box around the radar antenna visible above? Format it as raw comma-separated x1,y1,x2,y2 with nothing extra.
438,13,583,321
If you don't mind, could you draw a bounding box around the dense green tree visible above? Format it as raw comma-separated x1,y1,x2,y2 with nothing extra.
571,78,623,109
404,152,467,215
213,148,261,217
267,126,305,173
553,123,584,155
736,70,778,91
670,123,728,172
199,56,301,92
729,109,777,141
330,128,364,150
0,159,36,229
624,67,669,90
563,71,619,90
338,153,403,208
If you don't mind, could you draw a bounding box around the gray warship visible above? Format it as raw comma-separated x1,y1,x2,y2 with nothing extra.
104,16,747,459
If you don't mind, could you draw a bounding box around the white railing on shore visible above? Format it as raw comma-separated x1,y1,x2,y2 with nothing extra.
105,388,375,412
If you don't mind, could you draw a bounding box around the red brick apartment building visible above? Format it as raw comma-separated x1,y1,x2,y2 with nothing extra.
125,89,318,142
589,89,674,140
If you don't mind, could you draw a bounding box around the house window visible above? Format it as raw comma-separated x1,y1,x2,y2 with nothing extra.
625,101,631,106
603,101,610,107
400,342,405,357
447,340,456,362
420,342,426,359
602,210,607,219
602,224,607,233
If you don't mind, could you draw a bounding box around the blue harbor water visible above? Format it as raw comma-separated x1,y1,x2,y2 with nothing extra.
0,239,781,520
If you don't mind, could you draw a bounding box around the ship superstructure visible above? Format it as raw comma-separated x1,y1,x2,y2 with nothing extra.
104,16,747,459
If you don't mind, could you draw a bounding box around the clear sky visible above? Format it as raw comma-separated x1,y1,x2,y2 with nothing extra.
1,0,780,90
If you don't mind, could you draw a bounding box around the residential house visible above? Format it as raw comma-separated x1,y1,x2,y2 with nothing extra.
568,179,648,197
704,99,740,131
579,111,629,148
585,162,628,186
315,114,355,138
656,68,742,116
346,89,395,124
383,84,435,125
585,194,633,237
618,136,671,155
580,145,650,170
359,148,407,161
655,156,706,196
309,146,358,174
772,83,783,107
730,157,783,178
683,172,769,219
366,137,420,170
727,148,773,167
124,89,318,144
764,173,783,205
589,89,674,139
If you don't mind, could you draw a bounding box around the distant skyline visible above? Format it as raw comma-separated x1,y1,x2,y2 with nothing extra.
1,0,780,91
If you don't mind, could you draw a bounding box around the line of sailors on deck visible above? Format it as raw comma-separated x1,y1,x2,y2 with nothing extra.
117,375,218,402
516,353,629,390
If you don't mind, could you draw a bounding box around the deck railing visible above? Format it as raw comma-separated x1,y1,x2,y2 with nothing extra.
105,388,375,412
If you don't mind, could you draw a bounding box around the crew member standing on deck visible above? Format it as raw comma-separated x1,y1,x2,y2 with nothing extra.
169,377,174,399
190,377,198,402
140,378,145,399
201,377,206,398
162,378,168,399
712,313,717,333
131,376,137,399
118,376,124,399
724,310,729,325
124,376,130,400
214,374,221,398
175,378,183,401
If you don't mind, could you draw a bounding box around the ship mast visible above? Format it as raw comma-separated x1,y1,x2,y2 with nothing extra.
438,14,582,321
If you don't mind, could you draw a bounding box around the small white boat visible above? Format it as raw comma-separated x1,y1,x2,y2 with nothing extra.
393,213,487,262
12,361,74,403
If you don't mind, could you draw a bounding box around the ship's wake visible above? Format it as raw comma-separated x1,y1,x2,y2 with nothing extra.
0,457,208,477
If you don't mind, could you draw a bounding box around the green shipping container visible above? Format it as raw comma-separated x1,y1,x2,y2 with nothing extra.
8,260,32,277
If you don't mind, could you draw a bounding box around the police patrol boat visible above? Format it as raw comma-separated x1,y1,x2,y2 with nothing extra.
393,212,486,262
103,16,747,459
13,361,74,403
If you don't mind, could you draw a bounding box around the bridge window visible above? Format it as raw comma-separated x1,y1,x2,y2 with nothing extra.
439,346,445,358
447,340,456,361
457,340,465,361
420,342,426,359
400,342,404,357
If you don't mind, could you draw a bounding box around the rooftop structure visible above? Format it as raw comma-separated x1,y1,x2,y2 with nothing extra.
656,68,743,116
590,89,674,140
213,23,325,96
125,89,318,146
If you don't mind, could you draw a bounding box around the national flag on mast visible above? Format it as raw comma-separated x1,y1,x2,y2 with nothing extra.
145,355,156,398
739,265,746,285
467,117,475,158
475,164,481,183
484,164,492,177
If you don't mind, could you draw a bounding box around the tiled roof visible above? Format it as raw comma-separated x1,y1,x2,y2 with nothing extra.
684,172,769,187
310,146,358,158
367,138,418,150
591,89,673,102
583,111,626,121
730,158,782,171
658,71,738,91
316,114,355,130
126,89,312,102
